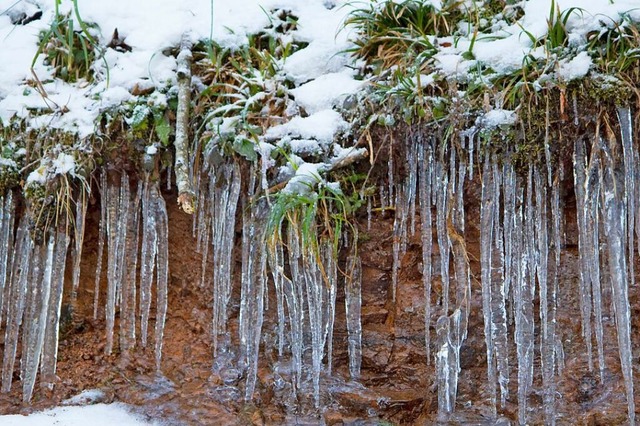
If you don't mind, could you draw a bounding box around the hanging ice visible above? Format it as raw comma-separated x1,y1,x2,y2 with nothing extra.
345,254,362,379
601,132,636,425
210,162,241,356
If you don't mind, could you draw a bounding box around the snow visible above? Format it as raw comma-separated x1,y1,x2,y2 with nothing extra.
557,51,592,82
266,110,348,145
62,389,107,406
282,162,327,194
0,157,16,167
53,152,76,175
479,109,518,129
0,403,156,426
0,0,358,139
26,166,46,185
291,71,364,115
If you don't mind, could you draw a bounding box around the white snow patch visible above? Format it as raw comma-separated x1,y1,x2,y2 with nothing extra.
62,389,107,406
0,158,17,168
266,110,347,144
291,71,363,114
26,166,46,185
557,51,592,82
480,109,517,128
282,162,326,194
53,153,76,175
0,403,157,426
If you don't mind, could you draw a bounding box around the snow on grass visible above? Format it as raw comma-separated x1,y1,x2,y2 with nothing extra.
557,51,592,82
0,0,358,138
266,110,348,147
0,403,158,426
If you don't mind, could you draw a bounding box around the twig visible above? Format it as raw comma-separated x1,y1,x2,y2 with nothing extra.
175,34,195,214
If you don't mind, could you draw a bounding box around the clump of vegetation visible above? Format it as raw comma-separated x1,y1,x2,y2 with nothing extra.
34,0,103,84
345,0,640,165
194,33,298,163
37,13,98,83
21,132,93,242
0,137,25,194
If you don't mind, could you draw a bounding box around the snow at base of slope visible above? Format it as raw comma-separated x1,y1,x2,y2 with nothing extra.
0,403,159,426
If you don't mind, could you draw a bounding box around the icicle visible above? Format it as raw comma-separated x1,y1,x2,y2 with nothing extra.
139,177,158,349
379,186,387,213
194,172,209,253
121,182,142,352
534,167,556,425
40,231,69,390
239,171,267,402
93,171,107,320
153,186,169,370
502,159,516,323
479,153,497,414
408,134,418,237
268,233,287,358
391,135,416,303
302,219,324,407
491,159,509,408
586,142,605,379
467,130,476,179
211,162,241,356
21,238,48,401
514,169,535,426
345,254,362,379
387,136,394,207
391,186,405,303
550,166,562,382
436,314,455,418
70,189,88,303
573,138,594,371
199,178,211,289
322,241,337,375
105,174,130,355
435,158,450,314
418,141,433,362
285,223,304,394
0,192,15,328
2,219,32,392
618,106,635,295
601,134,636,425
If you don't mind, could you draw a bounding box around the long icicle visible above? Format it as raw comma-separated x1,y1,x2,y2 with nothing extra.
479,152,497,415
418,139,433,363
153,185,169,370
601,132,636,425
40,231,70,390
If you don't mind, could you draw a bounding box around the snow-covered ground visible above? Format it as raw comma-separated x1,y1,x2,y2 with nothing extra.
1,403,156,426
1,389,156,425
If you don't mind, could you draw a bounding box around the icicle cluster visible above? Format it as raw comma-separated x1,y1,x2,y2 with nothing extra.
93,173,169,369
0,170,172,402
400,108,637,425
1,107,638,426
0,193,70,401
